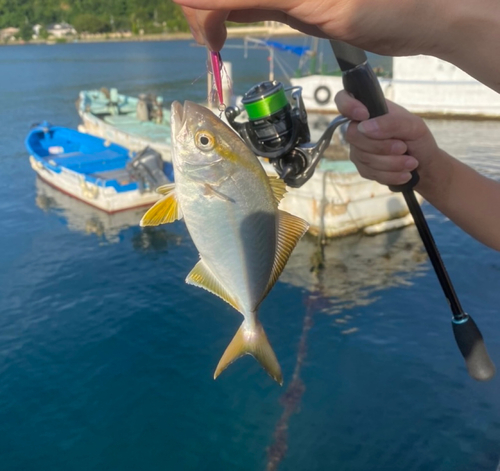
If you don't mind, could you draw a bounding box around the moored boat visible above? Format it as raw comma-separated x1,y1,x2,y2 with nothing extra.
78,90,421,237
26,122,173,213
77,88,173,161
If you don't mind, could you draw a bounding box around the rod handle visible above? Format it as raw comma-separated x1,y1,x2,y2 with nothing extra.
452,315,496,381
341,62,388,119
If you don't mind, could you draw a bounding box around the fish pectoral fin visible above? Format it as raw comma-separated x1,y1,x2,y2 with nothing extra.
214,320,283,385
268,176,287,205
186,259,242,313
262,210,310,300
203,184,234,203
140,185,183,226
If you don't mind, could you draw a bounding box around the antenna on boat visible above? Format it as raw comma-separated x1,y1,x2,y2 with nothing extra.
329,40,495,382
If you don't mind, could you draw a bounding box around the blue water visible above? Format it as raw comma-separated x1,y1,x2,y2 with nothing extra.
1,40,500,471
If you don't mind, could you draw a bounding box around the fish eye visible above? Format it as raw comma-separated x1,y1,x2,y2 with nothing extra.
195,131,215,151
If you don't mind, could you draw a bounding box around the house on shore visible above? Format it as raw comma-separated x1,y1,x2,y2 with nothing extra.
46,23,77,38
0,27,19,42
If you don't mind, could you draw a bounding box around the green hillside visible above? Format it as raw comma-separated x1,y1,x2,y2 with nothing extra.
0,0,189,34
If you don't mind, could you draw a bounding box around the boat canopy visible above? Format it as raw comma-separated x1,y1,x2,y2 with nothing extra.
262,40,310,57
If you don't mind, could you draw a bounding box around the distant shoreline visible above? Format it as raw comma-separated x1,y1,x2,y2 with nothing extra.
1,25,303,46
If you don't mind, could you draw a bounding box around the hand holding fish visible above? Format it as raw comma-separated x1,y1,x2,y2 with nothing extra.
335,90,500,252
175,0,500,94
141,102,309,383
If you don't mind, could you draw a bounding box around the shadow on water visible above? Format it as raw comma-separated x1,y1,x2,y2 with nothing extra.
266,226,429,470
35,177,182,249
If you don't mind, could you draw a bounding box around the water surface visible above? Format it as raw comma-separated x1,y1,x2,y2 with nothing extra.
1,40,500,471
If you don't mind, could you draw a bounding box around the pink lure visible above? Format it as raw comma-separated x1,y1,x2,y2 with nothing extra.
210,51,224,106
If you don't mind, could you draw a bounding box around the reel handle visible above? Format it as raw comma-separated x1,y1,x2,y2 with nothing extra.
330,40,495,381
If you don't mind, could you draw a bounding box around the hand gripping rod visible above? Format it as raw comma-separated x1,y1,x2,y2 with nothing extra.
330,40,495,381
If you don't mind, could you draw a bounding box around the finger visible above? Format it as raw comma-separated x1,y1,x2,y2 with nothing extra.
334,90,369,121
226,10,328,37
351,157,414,186
350,148,418,175
199,10,229,51
345,121,408,155
174,0,295,10
181,6,205,45
357,107,428,141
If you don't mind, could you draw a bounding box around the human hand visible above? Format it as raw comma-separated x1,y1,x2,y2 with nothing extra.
334,90,441,188
175,0,449,56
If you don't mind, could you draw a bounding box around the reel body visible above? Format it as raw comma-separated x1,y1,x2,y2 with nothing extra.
225,80,347,188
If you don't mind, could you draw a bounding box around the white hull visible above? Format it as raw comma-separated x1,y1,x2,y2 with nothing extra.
78,93,422,237
78,111,172,162
262,161,422,238
29,156,161,213
292,55,500,118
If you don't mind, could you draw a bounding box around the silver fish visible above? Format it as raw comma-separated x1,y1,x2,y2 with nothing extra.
141,101,309,384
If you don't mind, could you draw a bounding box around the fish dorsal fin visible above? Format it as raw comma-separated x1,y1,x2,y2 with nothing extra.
261,210,309,302
140,184,183,226
268,176,287,206
186,259,243,314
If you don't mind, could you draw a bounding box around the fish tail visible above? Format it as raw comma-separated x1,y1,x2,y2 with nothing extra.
214,318,283,385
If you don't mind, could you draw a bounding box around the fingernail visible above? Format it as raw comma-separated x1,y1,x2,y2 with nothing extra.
358,120,378,134
391,141,406,154
399,172,412,183
353,108,369,121
404,157,418,169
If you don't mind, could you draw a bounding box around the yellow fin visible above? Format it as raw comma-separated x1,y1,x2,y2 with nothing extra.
268,176,287,205
262,210,309,302
214,320,283,385
186,259,242,313
140,184,182,226
156,183,176,195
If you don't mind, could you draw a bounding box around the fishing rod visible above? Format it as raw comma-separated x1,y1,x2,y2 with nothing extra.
329,40,495,381
224,42,495,381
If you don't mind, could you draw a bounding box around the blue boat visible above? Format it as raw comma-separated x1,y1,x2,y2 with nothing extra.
26,122,172,213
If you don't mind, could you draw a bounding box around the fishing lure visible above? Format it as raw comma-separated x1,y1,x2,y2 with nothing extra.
209,51,225,111
208,51,231,113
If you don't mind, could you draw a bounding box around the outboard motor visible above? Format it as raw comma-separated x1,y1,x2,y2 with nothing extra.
126,147,170,193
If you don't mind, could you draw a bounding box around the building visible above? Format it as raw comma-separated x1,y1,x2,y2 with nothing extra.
46,23,77,38
0,27,19,41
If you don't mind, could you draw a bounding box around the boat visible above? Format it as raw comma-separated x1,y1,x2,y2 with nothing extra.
242,37,500,118
260,158,420,238
26,122,173,213
76,83,421,237
77,88,173,161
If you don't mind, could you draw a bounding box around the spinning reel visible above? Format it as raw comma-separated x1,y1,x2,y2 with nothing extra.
225,80,348,188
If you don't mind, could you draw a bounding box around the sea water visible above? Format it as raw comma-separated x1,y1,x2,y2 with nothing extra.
1,40,500,471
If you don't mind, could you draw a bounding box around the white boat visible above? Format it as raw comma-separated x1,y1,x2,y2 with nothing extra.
77,88,173,161
292,54,500,118
262,159,420,238
239,37,500,118
77,88,421,237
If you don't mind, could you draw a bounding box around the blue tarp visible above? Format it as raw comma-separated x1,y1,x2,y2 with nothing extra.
263,40,310,56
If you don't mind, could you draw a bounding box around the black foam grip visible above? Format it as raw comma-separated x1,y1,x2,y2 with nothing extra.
452,316,496,381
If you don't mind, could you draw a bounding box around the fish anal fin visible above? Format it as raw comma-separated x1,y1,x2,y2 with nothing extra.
140,186,183,226
263,210,309,300
268,176,287,205
214,320,283,385
186,259,242,313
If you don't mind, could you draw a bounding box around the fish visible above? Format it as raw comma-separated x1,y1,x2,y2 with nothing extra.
140,101,309,384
